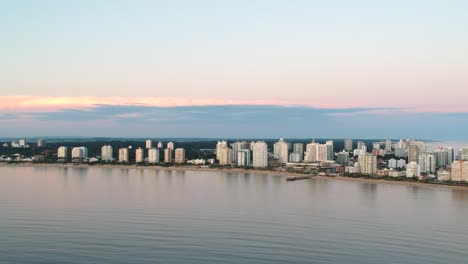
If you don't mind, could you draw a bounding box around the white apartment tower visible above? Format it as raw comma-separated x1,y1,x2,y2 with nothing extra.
344,139,353,151
101,145,114,162
148,148,160,163
72,147,88,160
385,140,392,152
118,148,129,163
164,148,173,163
167,142,174,150
57,146,68,160
252,141,268,168
358,153,377,175
406,162,421,178
273,138,289,164
135,147,144,163
145,140,152,149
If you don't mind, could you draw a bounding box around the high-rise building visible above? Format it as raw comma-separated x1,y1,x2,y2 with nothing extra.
395,148,408,158
216,141,228,161
216,141,233,165
157,142,163,149
57,146,68,160
231,141,247,163
396,139,407,149
167,142,174,150
418,153,436,174
326,140,334,161
148,148,159,163
293,143,304,156
358,153,377,175
336,151,349,165
19,139,26,148
357,141,364,151
164,148,173,163
435,148,449,167
145,140,152,149
304,141,329,162
101,145,114,162
344,139,353,151
388,158,397,169
373,143,381,150
406,162,421,178
304,141,318,162
252,141,268,168
385,140,392,152
273,138,289,164
174,148,186,164
408,145,420,163
72,147,88,160
135,147,144,163
237,149,251,167
118,148,129,163
37,139,45,148
451,161,468,182
289,153,302,163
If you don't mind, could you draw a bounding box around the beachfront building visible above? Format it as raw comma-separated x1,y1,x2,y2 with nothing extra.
148,148,159,163
118,148,129,163
273,138,289,164
71,147,88,161
237,149,251,167
451,160,468,182
57,146,68,160
358,153,377,176
406,162,421,178
217,141,233,165
101,145,114,162
252,141,268,168
164,148,173,163
174,148,186,164
135,147,144,163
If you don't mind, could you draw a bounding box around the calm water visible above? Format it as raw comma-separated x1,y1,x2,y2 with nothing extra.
1,166,468,264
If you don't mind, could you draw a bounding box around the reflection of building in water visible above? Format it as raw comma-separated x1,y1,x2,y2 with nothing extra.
451,189,468,203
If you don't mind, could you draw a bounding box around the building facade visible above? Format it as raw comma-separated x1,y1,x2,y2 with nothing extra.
174,148,186,164
252,141,268,168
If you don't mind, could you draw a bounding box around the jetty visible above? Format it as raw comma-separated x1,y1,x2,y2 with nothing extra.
286,175,315,181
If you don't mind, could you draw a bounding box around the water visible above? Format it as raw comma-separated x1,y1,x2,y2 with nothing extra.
1,166,468,264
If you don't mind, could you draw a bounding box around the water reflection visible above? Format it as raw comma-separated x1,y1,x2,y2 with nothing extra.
451,189,468,203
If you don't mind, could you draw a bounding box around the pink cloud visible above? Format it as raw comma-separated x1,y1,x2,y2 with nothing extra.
1,96,467,114
0,96,333,112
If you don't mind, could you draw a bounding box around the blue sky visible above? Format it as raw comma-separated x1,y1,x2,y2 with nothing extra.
1,1,467,139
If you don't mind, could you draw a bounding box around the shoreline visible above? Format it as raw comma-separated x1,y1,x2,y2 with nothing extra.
1,162,467,191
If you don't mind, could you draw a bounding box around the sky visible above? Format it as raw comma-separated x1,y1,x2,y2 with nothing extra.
1,0,468,139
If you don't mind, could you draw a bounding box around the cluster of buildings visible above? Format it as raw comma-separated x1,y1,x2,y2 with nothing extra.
3,136,468,183
57,140,187,164
1,139,45,148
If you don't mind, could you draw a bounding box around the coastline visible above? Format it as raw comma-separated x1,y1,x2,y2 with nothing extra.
1,162,467,191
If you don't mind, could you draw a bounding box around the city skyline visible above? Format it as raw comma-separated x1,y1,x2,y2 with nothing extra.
2,1,468,139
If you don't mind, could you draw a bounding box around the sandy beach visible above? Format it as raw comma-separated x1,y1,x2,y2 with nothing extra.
1,162,467,191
